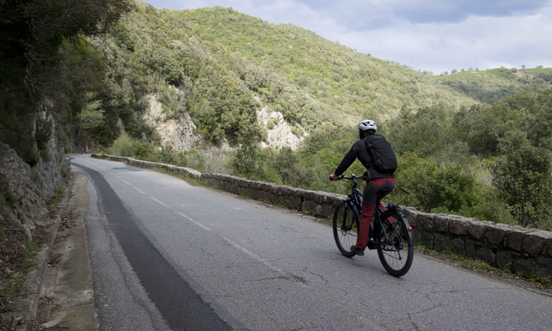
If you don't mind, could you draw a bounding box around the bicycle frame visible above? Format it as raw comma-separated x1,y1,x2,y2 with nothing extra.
343,174,403,249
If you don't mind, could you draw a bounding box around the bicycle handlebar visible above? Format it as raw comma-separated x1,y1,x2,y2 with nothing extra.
330,174,367,181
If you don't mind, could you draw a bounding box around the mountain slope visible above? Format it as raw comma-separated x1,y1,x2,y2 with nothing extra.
91,2,550,150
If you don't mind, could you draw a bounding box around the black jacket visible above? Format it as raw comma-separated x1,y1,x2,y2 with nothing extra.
334,139,394,180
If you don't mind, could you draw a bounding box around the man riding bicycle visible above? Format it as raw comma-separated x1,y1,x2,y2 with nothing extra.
330,120,395,256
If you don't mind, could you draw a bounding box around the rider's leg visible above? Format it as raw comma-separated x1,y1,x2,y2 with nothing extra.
356,178,396,250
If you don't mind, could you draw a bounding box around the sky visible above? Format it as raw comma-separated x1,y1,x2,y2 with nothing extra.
143,0,552,74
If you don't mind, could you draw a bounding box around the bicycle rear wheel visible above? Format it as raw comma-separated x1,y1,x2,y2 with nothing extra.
332,201,359,258
375,210,414,277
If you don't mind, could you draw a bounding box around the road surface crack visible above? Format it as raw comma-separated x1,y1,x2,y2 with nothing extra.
429,286,502,295
251,276,289,283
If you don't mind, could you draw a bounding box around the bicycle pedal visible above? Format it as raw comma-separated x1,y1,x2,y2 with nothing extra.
367,240,377,250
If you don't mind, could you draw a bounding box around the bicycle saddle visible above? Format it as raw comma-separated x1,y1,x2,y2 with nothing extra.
377,188,391,200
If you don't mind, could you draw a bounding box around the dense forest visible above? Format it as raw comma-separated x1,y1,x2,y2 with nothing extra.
2,0,552,233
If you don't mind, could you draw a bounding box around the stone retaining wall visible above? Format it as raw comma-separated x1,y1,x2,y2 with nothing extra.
91,154,552,280
402,209,552,279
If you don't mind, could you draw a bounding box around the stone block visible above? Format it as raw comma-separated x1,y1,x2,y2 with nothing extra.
314,204,323,216
450,238,465,256
507,229,527,251
288,196,302,210
434,216,449,232
412,229,422,244
321,204,334,218
449,218,470,236
548,241,552,257
422,233,434,250
486,224,509,245
302,200,318,214
401,209,419,228
535,257,552,279
513,259,533,274
469,220,488,240
303,191,319,204
435,234,447,252
497,251,513,270
476,248,496,264
418,213,434,232
466,240,475,259
522,231,547,255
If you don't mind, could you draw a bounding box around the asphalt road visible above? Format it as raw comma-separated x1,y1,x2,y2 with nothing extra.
70,154,552,331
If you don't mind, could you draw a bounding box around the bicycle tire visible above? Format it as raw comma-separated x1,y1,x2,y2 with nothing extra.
332,201,359,258
374,210,414,277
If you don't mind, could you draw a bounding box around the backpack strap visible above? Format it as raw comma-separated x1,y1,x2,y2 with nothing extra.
364,136,378,168
396,184,410,195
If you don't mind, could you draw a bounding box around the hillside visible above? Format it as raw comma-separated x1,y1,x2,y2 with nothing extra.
174,7,477,122
94,3,479,149
437,67,552,104
88,2,552,152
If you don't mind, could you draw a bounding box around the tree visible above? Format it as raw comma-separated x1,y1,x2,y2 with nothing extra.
451,69,457,74
0,0,132,88
521,65,526,69
78,94,105,138
492,135,552,229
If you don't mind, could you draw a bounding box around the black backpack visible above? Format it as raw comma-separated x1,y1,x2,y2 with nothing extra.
364,135,397,173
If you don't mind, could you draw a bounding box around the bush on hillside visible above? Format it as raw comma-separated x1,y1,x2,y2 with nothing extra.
492,135,552,230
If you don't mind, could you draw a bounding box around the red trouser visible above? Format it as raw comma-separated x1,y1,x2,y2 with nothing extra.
356,178,395,250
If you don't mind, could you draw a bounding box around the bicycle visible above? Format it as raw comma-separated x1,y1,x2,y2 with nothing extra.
332,174,414,277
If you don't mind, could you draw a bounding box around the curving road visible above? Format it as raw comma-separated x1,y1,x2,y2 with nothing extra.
70,154,552,331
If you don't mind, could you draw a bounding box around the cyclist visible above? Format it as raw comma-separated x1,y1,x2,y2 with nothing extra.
329,120,395,256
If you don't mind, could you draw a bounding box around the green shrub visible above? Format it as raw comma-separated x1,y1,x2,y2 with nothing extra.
266,119,275,130
389,153,512,224
132,140,159,162
492,136,552,229
109,133,134,157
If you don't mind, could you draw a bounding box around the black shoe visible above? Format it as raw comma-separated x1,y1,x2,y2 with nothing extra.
350,246,365,256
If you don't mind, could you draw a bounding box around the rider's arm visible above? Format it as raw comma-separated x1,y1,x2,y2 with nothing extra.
334,145,358,176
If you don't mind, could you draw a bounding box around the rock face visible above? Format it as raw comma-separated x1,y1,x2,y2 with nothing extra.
142,95,308,152
257,106,308,150
33,114,66,198
0,111,66,238
141,94,202,152
0,143,50,238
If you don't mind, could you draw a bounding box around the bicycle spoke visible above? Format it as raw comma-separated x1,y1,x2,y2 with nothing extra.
376,210,414,277
333,202,359,258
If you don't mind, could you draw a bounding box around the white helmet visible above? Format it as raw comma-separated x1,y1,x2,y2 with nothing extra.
358,119,377,132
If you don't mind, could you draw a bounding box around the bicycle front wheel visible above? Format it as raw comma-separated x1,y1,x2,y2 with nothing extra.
375,210,414,277
332,201,359,258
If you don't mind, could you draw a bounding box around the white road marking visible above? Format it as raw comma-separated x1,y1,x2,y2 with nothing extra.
133,187,146,195
233,207,242,210
115,176,132,185
150,197,170,208
223,237,285,274
177,212,211,231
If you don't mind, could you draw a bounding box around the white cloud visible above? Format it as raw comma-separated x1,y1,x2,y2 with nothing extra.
145,0,552,73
